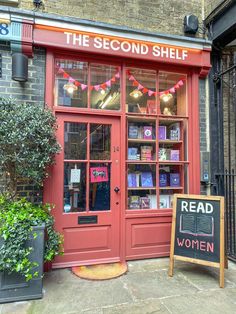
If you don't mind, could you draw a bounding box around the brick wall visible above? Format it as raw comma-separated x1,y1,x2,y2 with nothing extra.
20,0,204,36
199,78,210,195
0,43,46,202
204,0,224,18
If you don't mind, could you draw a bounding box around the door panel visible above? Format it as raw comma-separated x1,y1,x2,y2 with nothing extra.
48,114,121,267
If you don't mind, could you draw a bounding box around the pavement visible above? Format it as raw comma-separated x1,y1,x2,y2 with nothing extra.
1,257,236,314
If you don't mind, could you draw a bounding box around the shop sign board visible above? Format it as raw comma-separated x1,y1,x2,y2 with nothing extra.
169,194,225,288
34,26,210,68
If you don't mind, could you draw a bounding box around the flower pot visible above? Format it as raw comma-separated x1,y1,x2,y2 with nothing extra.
0,225,45,303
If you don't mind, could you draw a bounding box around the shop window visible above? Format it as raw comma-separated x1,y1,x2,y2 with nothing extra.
54,59,120,110
126,71,188,211
126,68,156,114
55,59,88,108
159,72,187,116
90,64,120,110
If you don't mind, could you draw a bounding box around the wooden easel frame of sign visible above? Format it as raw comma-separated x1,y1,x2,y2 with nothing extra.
168,194,226,288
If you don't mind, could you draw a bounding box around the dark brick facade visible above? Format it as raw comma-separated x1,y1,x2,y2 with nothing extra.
0,43,46,202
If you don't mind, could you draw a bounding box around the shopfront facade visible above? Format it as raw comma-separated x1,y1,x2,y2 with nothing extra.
0,11,211,268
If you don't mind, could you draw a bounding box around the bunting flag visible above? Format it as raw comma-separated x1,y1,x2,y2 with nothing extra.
57,67,120,92
57,67,186,96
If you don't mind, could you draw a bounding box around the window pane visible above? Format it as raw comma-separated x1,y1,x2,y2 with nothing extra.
55,59,88,108
64,122,87,160
90,64,121,110
159,72,187,116
126,68,156,114
90,124,111,160
89,163,111,211
64,162,86,213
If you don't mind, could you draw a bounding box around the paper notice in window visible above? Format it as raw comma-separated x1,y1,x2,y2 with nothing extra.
70,169,81,183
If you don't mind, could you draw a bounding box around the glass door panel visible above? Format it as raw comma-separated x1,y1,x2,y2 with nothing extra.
89,163,111,211
90,124,111,160
64,122,87,160
64,162,86,213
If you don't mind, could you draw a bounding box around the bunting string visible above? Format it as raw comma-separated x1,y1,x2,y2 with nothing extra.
57,67,185,96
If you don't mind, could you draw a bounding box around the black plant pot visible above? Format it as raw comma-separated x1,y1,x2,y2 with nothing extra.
0,225,45,303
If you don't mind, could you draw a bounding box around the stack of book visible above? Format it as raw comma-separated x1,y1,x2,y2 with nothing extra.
141,146,153,161
128,147,140,160
128,195,140,209
128,195,153,209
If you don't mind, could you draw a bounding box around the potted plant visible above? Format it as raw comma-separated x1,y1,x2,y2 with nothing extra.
0,97,62,303
0,196,63,303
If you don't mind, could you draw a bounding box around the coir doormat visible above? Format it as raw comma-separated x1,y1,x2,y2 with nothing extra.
72,262,128,280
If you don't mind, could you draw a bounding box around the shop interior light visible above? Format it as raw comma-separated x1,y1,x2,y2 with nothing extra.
160,93,173,102
130,89,142,98
63,82,78,94
100,89,106,95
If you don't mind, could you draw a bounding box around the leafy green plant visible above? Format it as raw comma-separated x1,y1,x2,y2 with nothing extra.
0,196,63,281
0,97,61,197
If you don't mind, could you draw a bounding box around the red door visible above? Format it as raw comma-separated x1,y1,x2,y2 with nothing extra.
46,113,121,268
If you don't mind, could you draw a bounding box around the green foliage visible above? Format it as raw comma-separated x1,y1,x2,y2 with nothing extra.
0,196,63,281
0,97,61,196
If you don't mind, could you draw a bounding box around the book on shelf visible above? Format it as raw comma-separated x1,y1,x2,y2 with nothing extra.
169,123,180,140
128,173,137,187
129,125,139,139
128,147,139,160
159,148,170,161
135,172,141,187
170,173,180,187
129,195,140,209
158,126,167,140
147,194,157,209
170,150,180,161
141,145,153,161
140,197,151,209
159,173,168,187
159,194,170,209
143,126,153,139
141,172,153,187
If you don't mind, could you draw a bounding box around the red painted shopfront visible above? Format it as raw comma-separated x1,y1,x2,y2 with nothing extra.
33,21,211,268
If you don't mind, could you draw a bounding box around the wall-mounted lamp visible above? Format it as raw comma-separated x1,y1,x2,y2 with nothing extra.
184,15,199,34
130,89,142,99
160,93,173,102
33,0,43,8
63,82,78,94
12,53,28,82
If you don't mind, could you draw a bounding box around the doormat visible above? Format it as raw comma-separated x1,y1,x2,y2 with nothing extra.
72,262,128,280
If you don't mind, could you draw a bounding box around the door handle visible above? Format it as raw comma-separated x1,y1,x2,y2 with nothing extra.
114,187,120,193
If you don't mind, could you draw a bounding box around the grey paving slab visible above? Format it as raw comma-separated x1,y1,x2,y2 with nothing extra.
120,268,199,300
161,288,236,314
1,302,32,314
102,299,169,314
128,258,170,273
174,262,235,290
29,275,133,314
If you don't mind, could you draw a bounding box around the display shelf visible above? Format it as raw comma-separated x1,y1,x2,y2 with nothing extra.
127,114,157,122
159,186,183,190
159,140,182,144
128,139,156,143
128,187,156,190
159,161,189,165
126,160,156,164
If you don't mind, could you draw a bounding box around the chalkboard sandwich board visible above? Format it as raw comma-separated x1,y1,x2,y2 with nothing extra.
168,194,225,288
